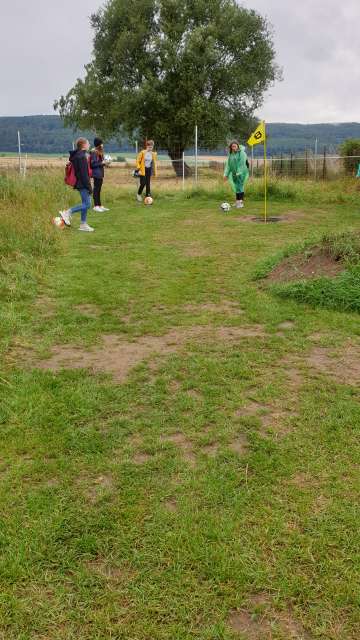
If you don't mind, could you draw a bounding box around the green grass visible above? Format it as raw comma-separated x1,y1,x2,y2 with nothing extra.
255,230,360,313
1,175,360,639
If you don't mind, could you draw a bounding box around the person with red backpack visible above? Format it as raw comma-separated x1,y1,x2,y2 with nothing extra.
59,138,94,232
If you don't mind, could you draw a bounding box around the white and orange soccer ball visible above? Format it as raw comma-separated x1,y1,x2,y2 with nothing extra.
144,196,153,206
52,216,65,229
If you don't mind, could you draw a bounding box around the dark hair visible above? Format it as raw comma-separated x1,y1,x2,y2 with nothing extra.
229,140,239,153
94,137,103,148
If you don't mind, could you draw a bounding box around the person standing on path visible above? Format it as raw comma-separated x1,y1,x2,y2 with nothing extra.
60,138,94,232
223,141,249,208
136,140,157,202
90,137,110,213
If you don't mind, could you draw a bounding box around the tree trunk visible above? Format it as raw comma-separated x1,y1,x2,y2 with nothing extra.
168,148,192,178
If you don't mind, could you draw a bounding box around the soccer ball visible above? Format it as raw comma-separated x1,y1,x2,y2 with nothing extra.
52,216,65,229
220,202,231,212
144,196,153,205
104,154,112,165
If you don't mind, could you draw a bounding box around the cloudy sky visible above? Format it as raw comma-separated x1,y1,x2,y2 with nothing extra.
2,0,359,123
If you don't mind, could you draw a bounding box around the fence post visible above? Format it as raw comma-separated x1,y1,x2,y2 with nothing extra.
18,130,22,176
314,138,318,180
280,153,283,176
290,152,294,176
182,152,185,190
195,125,198,184
322,146,327,180
305,149,309,177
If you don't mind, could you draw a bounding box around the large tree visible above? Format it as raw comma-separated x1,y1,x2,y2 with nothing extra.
55,0,280,174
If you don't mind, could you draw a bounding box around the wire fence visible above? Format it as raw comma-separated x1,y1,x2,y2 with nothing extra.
1,152,360,184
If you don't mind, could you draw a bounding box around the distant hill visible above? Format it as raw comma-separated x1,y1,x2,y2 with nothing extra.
1,115,360,156
0,116,126,155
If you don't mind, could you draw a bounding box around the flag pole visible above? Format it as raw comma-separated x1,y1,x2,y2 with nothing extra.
263,121,267,223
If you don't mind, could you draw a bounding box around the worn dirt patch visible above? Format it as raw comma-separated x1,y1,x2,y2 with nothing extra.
183,300,245,315
278,320,296,331
261,408,297,437
160,432,196,467
266,249,344,284
19,325,266,383
202,442,219,457
161,240,209,257
235,401,270,418
86,558,135,582
163,498,178,512
133,452,151,465
75,304,101,318
76,474,114,503
227,594,311,639
307,343,360,386
229,434,248,455
182,242,209,258
35,295,56,319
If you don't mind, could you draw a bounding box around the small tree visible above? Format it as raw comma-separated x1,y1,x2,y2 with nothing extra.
339,139,360,175
55,0,280,175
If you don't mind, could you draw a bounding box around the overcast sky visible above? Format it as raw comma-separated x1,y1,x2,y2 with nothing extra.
1,0,359,123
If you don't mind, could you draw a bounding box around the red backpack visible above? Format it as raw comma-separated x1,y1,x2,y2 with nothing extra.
64,156,92,187
65,161,76,187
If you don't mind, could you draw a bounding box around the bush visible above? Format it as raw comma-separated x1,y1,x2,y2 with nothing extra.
339,139,360,176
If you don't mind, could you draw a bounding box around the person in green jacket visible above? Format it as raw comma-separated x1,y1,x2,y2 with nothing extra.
223,141,250,208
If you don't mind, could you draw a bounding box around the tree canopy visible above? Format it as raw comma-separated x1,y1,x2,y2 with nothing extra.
55,0,280,166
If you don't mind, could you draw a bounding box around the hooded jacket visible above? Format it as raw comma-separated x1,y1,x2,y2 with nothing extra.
90,149,105,179
224,145,249,193
69,149,92,192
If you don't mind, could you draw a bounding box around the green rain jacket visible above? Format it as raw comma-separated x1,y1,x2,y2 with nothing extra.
224,146,250,193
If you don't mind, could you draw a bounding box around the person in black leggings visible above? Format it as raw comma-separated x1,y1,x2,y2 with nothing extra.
136,140,157,201
90,138,109,212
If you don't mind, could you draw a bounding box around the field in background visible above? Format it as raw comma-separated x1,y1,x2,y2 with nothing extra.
0,172,360,639
1,152,360,183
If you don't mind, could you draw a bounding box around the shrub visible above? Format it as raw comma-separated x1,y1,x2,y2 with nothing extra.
339,139,360,176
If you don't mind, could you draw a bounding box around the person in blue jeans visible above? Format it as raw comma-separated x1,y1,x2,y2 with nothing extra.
59,137,94,232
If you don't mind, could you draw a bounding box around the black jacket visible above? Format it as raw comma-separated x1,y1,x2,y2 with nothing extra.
69,149,92,192
90,150,105,179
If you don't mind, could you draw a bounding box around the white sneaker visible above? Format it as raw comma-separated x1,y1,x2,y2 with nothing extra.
60,210,71,226
93,206,103,212
136,194,142,202
236,201,244,209
100,206,109,212
79,223,94,232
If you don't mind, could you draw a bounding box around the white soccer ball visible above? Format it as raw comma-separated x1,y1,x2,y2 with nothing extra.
52,216,65,229
220,202,231,212
104,154,112,164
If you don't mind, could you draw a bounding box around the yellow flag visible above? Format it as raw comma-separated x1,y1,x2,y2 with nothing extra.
247,121,266,146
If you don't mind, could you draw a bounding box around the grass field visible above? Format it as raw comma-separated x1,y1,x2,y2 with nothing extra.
0,174,360,639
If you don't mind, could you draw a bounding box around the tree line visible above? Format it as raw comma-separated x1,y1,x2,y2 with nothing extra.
2,116,360,157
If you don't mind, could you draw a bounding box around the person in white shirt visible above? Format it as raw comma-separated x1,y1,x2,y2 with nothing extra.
136,140,158,202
